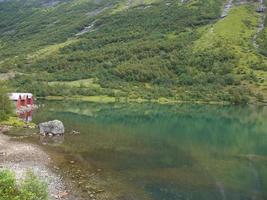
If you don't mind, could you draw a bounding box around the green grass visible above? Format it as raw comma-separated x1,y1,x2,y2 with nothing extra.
0,117,35,128
48,78,101,89
195,5,258,50
45,95,116,103
27,39,78,61
194,4,267,102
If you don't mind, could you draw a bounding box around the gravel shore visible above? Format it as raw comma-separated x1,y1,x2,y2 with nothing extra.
0,126,71,200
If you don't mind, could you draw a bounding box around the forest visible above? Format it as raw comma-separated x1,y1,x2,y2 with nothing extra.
0,0,267,103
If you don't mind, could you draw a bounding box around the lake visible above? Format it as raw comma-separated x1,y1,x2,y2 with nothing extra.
31,101,267,200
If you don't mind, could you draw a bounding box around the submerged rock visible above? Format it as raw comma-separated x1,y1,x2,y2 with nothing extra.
70,130,80,135
39,120,65,135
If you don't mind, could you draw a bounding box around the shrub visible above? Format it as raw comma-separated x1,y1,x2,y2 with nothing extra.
255,93,264,102
0,84,13,121
228,87,249,104
0,170,18,200
0,170,48,200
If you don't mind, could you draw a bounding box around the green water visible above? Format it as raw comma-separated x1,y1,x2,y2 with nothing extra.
33,101,267,200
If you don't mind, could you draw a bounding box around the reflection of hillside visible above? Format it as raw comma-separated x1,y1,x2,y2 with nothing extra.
35,101,267,155
34,101,267,199
46,108,98,117
39,101,267,128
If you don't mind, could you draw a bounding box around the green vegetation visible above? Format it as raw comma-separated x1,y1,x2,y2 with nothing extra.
0,117,35,128
0,83,12,121
0,170,48,200
1,0,267,103
257,0,267,55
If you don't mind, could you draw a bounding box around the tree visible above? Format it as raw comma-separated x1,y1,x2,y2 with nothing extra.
0,82,13,121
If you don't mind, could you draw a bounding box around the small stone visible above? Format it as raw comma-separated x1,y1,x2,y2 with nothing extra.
57,191,69,198
89,173,95,177
70,160,75,164
51,194,59,199
71,130,80,134
89,194,95,198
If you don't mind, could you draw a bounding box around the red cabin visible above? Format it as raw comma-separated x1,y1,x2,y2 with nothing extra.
9,93,34,109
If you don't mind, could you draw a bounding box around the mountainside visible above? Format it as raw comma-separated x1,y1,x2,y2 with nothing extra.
1,0,267,104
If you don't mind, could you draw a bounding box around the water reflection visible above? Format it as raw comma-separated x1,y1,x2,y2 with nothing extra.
18,110,33,122
33,101,267,200
39,135,64,146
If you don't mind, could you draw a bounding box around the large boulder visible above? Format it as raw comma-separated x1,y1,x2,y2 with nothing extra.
39,120,64,136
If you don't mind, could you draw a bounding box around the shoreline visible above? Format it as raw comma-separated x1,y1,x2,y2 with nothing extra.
0,123,114,200
40,95,267,106
0,125,73,200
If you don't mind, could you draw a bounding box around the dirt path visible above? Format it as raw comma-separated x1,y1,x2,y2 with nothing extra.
0,126,71,200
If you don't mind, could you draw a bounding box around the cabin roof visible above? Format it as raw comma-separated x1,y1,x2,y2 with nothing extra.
9,93,33,101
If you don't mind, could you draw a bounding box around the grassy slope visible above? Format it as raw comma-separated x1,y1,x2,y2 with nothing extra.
1,0,267,103
195,5,267,101
0,0,119,58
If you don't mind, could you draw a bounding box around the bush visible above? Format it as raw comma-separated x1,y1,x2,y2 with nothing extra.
0,170,17,200
0,84,13,121
228,87,249,104
0,170,48,200
255,93,264,102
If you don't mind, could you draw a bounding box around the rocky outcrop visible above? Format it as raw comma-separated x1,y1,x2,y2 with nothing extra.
253,0,266,49
75,20,96,36
39,120,65,136
221,0,233,18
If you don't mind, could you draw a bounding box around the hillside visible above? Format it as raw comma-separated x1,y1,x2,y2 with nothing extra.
0,0,267,104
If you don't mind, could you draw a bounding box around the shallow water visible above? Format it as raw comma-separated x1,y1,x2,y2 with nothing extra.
33,101,267,200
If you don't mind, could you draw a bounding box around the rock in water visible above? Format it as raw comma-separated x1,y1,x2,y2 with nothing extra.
39,120,65,135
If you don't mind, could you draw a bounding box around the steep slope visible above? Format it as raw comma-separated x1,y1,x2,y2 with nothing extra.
0,0,267,103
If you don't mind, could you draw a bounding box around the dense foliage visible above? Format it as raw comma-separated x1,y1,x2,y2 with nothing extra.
0,83,12,121
0,170,48,200
0,0,267,103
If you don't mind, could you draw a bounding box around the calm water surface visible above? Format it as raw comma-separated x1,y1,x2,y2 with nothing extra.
32,101,267,200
